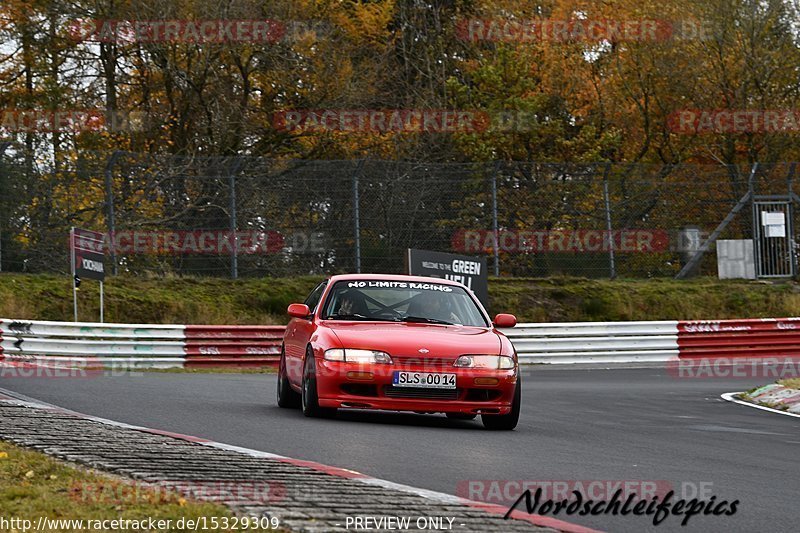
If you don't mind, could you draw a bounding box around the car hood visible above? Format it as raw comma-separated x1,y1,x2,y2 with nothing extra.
321,321,501,358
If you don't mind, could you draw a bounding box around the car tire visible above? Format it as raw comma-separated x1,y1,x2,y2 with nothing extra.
446,413,477,420
481,376,521,430
301,348,336,418
277,347,301,408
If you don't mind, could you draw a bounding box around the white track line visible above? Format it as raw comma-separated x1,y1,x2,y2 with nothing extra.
720,392,800,419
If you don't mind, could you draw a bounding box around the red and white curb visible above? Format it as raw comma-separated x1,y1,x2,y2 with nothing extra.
0,387,598,533
721,387,800,419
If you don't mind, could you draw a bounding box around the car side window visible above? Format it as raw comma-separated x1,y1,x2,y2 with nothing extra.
303,281,328,313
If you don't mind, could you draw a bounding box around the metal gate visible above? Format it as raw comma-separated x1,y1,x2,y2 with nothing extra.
752,199,795,278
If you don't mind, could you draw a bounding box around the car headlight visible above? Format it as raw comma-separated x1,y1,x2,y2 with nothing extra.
323,348,393,364
453,355,515,369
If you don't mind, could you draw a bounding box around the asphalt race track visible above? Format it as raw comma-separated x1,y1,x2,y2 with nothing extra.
1,366,797,532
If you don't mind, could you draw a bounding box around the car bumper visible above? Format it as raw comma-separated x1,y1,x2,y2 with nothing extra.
314,359,518,415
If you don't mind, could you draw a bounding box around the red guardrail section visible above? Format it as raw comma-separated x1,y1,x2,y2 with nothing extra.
183,325,286,367
677,318,800,358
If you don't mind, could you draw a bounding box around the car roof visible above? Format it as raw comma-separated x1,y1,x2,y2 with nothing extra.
327,273,465,288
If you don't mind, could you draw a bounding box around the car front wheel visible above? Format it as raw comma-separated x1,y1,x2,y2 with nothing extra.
301,348,336,418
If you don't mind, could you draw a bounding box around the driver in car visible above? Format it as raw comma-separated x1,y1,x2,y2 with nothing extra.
337,290,369,317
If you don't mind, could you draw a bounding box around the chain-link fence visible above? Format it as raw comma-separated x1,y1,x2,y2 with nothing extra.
0,147,797,279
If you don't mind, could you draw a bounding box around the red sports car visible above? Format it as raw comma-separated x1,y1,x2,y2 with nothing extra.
277,274,520,430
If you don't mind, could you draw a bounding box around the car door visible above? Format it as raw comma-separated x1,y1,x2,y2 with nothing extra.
285,281,327,384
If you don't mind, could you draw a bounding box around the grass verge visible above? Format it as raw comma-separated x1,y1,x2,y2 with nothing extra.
740,379,800,410
0,441,276,532
777,378,800,390
3,273,800,324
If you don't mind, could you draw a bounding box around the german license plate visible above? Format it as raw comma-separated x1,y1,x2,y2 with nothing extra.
393,371,456,389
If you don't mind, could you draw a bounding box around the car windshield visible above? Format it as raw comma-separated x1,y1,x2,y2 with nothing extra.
321,280,489,327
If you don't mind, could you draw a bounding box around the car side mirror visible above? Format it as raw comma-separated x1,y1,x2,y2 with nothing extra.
493,313,517,328
288,303,311,319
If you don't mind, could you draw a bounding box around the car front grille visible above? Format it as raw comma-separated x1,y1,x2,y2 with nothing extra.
392,356,455,369
383,386,460,400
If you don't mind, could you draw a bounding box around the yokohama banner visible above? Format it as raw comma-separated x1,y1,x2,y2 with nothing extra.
71,228,105,281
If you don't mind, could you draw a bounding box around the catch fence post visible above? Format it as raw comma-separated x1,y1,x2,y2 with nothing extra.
104,151,121,276
352,159,365,273
602,163,616,279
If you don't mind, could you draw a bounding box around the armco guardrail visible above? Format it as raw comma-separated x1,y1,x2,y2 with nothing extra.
506,318,800,364
503,321,679,364
1,317,798,369
0,319,282,369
